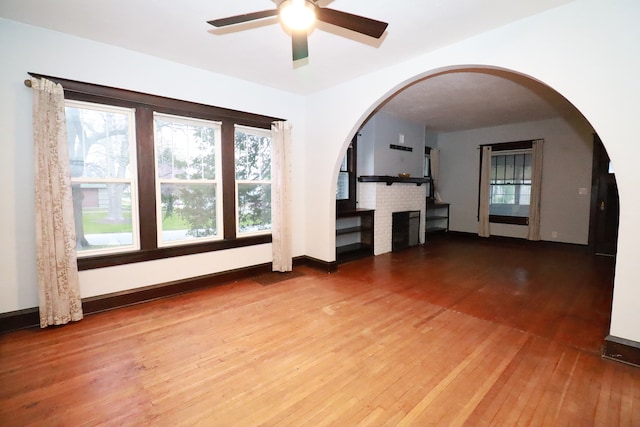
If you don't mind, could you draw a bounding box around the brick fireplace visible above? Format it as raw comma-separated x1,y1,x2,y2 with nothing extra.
358,182,426,255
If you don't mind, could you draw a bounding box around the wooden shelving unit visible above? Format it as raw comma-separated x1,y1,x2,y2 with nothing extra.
425,200,449,240
336,209,374,263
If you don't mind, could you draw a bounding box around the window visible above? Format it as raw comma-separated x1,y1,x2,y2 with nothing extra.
46,74,280,269
490,151,532,220
336,135,357,212
66,101,139,256
424,146,434,200
479,140,534,225
336,154,350,200
154,114,223,246
234,126,272,236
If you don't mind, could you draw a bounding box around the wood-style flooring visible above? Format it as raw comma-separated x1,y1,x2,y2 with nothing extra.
1,236,638,426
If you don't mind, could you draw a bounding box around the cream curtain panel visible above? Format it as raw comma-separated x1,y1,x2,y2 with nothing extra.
270,121,293,272
478,146,492,237
527,139,544,241
430,148,442,202
31,77,83,327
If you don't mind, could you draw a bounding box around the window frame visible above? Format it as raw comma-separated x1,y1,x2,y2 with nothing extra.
153,113,224,247
234,125,273,237
65,100,141,256
478,140,534,226
336,135,357,213
33,73,282,270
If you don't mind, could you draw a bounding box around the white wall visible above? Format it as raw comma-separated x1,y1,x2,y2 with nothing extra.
304,0,640,343
437,117,593,244
0,19,307,313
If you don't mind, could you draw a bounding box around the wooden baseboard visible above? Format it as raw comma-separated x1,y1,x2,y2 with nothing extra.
82,263,274,315
602,335,640,367
444,231,589,251
1,256,335,334
0,307,40,334
295,255,338,273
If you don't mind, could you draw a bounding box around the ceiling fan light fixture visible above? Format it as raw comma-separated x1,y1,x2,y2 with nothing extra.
279,0,316,31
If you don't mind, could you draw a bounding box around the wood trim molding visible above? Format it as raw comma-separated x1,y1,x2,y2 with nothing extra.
444,231,590,251
602,335,640,367
1,256,336,334
0,308,40,334
28,72,282,126
294,255,338,273
81,264,273,314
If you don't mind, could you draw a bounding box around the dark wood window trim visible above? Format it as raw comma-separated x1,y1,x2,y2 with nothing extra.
488,215,529,226
478,140,534,225
481,140,533,152
29,73,281,270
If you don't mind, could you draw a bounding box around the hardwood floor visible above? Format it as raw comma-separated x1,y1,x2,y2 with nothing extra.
1,236,638,426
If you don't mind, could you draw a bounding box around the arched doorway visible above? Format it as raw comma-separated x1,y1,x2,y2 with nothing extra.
334,65,618,353
341,66,618,252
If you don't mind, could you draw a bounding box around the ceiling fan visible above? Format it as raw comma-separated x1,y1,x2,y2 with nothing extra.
207,0,388,61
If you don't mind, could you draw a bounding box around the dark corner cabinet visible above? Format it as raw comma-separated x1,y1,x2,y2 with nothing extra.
336,209,374,263
425,199,449,240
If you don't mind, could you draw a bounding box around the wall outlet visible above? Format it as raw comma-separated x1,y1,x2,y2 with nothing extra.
399,133,405,144
551,231,558,238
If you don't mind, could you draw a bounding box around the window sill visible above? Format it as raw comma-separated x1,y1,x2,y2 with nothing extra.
77,234,272,270
489,215,529,226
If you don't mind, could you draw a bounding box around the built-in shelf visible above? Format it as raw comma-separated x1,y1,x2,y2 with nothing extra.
336,226,362,236
336,209,374,263
426,201,450,240
358,175,431,186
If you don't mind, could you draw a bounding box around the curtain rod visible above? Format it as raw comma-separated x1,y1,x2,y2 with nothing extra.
24,72,43,87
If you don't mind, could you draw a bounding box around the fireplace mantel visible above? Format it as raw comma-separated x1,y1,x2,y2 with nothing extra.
358,175,430,186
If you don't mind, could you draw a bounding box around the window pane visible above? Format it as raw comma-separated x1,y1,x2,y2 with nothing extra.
237,183,272,233
504,155,515,181
491,184,516,204
489,151,533,219
160,183,219,242
66,101,138,256
514,154,525,184
155,115,218,180
73,183,135,252
66,104,133,179
154,114,221,246
340,154,348,172
235,126,272,236
235,129,272,181
337,171,349,200
491,156,504,182
519,185,531,205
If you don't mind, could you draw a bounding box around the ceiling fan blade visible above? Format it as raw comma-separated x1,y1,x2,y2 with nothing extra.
316,7,388,39
207,9,278,27
292,31,309,61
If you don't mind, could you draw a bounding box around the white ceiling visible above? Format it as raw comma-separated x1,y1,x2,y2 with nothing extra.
0,0,581,131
